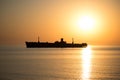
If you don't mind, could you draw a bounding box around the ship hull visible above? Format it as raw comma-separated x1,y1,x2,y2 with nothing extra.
25,42,87,48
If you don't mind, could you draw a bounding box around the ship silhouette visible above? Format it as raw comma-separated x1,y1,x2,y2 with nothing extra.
25,37,87,48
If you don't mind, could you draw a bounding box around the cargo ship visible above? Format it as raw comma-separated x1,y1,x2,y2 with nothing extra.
25,37,87,48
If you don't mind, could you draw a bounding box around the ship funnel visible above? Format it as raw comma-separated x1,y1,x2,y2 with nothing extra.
61,38,64,42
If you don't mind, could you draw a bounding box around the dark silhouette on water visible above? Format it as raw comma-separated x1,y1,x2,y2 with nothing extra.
25,38,87,48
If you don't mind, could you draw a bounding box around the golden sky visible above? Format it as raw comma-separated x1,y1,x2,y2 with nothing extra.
0,0,120,45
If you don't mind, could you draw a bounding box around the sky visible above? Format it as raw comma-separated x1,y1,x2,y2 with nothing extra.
0,0,120,46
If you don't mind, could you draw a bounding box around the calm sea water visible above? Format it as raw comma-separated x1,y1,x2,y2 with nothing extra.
0,45,120,80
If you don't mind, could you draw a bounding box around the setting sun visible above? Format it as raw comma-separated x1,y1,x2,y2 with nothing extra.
77,15,95,31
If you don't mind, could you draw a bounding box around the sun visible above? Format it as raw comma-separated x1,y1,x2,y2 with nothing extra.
77,15,95,31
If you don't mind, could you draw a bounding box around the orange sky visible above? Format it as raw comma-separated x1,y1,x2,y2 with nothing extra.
0,0,120,45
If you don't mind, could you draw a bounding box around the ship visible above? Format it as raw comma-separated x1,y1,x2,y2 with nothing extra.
25,37,87,48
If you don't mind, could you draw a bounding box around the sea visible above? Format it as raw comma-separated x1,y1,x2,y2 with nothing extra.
0,45,120,80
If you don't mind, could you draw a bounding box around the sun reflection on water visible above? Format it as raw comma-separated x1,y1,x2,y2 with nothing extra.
81,45,92,80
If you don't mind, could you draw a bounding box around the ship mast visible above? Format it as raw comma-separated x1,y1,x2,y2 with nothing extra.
72,38,74,44
38,36,40,43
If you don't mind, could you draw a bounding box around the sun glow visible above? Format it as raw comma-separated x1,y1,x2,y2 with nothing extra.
77,15,95,31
